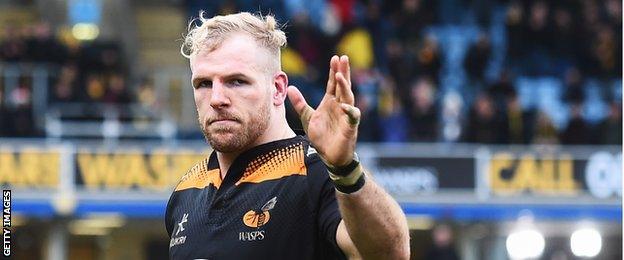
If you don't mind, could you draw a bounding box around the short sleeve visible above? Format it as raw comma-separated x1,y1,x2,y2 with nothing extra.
164,192,176,238
305,149,345,259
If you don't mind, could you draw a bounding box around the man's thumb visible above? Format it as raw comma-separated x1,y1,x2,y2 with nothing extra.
287,86,314,132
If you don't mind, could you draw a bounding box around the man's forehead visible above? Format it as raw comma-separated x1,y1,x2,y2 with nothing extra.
190,33,270,74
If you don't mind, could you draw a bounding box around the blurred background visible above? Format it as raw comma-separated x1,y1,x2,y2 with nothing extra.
0,0,621,259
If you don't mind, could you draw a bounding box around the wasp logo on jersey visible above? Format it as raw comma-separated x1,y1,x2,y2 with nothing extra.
239,197,277,242
242,197,277,228
170,213,189,248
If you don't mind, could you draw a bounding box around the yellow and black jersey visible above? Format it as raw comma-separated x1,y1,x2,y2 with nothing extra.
165,136,345,259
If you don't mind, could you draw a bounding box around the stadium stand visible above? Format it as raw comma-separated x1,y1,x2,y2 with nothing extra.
0,0,621,259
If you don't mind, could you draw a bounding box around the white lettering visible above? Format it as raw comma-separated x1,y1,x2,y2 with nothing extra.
2,214,8,228
2,190,8,228
375,167,439,194
169,236,186,247
585,152,622,198
3,228,9,256
238,230,266,241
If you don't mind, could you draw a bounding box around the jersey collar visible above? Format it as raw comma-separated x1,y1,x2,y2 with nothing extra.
207,135,306,187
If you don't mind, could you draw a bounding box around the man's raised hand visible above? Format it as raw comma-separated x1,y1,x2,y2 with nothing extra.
287,55,360,167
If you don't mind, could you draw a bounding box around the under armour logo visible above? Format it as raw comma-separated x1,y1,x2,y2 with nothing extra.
176,213,189,236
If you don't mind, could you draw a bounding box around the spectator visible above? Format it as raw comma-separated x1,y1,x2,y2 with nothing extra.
596,102,622,145
9,77,36,137
377,76,408,142
562,67,585,104
25,22,67,64
590,25,620,78
425,223,460,260
505,1,524,62
577,0,602,75
464,33,491,88
103,74,132,104
522,1,553,75
407,77,438,142
354,82,380,142
605,0,622,55
288,13,328,79
137,79,159,111
560,103,591,144
386,39,413,92
471,0,495,28
486,69,515,104
392,0,435,46
0,88,12,136
363,0,392,70
500,90,535,144
414,34,442,83
134,78,160,130
80,42,124,75
463,92,500,143
531,111,558,144
50,65,79,103
524,1,551,51
0,26,27,62
85,74,106,102
551,5,580,72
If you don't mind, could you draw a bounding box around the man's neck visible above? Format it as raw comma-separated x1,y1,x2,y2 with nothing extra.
216,125,296,179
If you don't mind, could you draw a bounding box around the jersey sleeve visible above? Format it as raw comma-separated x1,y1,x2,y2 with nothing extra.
164,191,176,238
305,147,345,258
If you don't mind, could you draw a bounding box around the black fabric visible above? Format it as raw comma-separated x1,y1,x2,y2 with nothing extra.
165,136,345,260
334,174,366,194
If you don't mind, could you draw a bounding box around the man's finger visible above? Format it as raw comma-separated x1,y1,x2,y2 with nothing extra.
340,55,351,85
326,56,339,96
340,103,361,127
335,72,354,105
287,86,314,132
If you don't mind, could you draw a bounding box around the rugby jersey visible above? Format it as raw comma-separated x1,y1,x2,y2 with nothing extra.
165,135,345,259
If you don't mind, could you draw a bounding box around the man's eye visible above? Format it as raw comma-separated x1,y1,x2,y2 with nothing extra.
196,80,212,89
230,79,247,86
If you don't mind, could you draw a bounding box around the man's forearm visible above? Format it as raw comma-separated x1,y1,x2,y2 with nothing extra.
336,173,410,259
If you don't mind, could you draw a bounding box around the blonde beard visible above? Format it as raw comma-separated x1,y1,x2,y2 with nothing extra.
200,103,271,153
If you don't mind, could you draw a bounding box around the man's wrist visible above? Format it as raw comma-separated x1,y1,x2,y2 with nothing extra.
327,159,365,194
324,152,360,177
333,173,365,194
328,162,363,186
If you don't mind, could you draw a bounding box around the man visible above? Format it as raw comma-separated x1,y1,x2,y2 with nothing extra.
165,12,410,259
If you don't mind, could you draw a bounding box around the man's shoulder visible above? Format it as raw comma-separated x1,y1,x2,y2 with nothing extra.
173,157,220,192
288,136,327,172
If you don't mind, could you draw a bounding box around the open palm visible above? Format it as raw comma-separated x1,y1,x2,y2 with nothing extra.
287,55,360,167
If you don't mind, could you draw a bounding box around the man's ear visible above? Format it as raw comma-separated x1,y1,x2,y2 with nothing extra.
272,72,289,106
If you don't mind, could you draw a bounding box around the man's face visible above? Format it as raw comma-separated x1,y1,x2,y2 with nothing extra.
190,33,274,153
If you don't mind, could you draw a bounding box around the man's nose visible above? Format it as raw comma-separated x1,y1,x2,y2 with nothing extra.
209,82,231,108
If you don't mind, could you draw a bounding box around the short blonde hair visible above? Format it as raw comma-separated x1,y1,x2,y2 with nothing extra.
181,11,287,60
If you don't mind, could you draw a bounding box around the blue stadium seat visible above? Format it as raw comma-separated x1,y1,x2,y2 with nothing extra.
583,79,608,124
515,77,568,130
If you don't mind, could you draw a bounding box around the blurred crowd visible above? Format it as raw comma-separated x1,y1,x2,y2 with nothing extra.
0,0,621,145
0,22,135,136
186,0,621,145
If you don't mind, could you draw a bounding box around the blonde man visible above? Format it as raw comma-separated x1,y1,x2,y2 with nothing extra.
165,12,409,259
